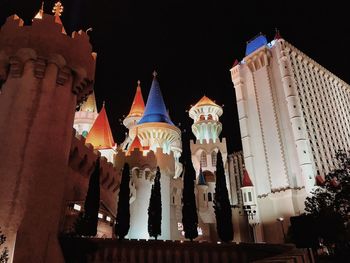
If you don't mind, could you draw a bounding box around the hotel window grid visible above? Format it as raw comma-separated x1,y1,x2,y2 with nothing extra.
287,44,350,175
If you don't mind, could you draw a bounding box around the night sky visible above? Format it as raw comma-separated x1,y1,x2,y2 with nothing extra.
1,0,349,155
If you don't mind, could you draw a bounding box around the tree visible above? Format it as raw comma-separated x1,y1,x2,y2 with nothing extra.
304,150,350,257
182,161,198,241
148,167,162,240
115,163,131,240
213,151,233,242
0,228,9,263
75,157,101,236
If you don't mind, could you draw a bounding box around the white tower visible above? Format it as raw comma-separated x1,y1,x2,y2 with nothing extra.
189,96,232,241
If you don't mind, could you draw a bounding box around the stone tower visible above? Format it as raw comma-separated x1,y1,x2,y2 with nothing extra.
189,96,232,241
0,8,96,262
117,73,183,240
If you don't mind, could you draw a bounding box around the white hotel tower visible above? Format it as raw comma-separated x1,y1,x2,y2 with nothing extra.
230,32,350,243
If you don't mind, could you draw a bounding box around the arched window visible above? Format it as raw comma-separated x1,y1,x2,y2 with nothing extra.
200,151,207,167
199,115,205,121
208,114,213,120
211,151,217,166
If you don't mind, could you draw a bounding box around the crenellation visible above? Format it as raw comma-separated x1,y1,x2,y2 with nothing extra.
0,14,96,104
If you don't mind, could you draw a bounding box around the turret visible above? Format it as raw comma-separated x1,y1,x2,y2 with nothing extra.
130,72,183,177
123,80,145,130
197,167,208,211
85,102,116,162
240,169,257,221
73,91,98,137
189,96,223,143
0,2,96,261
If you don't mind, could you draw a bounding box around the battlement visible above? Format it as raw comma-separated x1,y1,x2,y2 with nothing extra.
190,137,227,146
0,14,96,104
115,147,176,177
69,130,120,193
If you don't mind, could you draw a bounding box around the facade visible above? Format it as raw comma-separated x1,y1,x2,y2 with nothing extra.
230,32,350,242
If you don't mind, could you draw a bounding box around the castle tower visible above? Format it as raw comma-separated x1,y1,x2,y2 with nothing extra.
85,103,116,163
117,72,183,240
189,96,232,241
0,5,96,262
123,80,145,130
130,72,183,178
73,91,98,137
120,81,145,151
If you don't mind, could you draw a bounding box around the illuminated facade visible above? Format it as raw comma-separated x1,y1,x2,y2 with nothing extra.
189,96,237,241
230,32,350,242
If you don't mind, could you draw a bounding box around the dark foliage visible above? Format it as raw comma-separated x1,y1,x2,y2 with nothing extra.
148,167,162,240
303,150,350,259
182,162,198,241
0,227,9,263
115,163,131,240
75,157,101,237
213,151,233,242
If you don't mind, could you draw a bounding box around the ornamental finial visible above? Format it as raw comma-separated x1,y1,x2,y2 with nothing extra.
137,80,141,86
52,1,64,16
153,70,157,78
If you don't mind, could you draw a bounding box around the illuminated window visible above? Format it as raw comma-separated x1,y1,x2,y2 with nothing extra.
200,151,207,167
177,222,183,231
211,151,217,166
98,213,103,219
106,216,111,222
73,204,81,211
198,227,203,236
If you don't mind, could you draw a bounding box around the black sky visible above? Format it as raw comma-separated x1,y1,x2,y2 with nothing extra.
1,0,349,155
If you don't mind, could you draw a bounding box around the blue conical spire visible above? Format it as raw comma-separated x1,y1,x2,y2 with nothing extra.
138,72,174,125
197,166,207,186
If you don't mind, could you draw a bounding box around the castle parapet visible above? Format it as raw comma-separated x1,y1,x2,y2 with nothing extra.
0,14,96,104
70,130,120,193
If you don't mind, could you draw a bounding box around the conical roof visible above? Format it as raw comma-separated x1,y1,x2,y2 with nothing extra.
127,134,143,155
198,167,207,185
80,92,97,112
138,73,174,125
194,95,219,108
127,81,145,118
242,168,253,187
85,103,115,149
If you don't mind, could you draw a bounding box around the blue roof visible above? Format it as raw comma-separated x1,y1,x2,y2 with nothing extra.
198,168,207,186
138,77,174,125
245,35,268,56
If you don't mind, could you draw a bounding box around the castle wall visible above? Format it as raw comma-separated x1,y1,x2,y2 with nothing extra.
0,14,95,262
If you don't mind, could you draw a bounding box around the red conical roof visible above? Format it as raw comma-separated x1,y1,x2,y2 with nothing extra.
315,175,325,186
127,134,143,155
242,168,253,187
127,81,145,118
274,29,282,40
86,103,115,149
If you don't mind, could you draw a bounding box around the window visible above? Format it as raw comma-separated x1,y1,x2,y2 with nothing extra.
73,204,81,211
200,151,207,167
203,193,206,201
199,115,205,121
211,151,217,166
208,114,213,120
98,213,103,219
248,192,252,202
208,192,212,202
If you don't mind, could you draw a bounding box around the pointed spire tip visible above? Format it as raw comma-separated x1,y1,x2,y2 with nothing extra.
153,70,157,78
